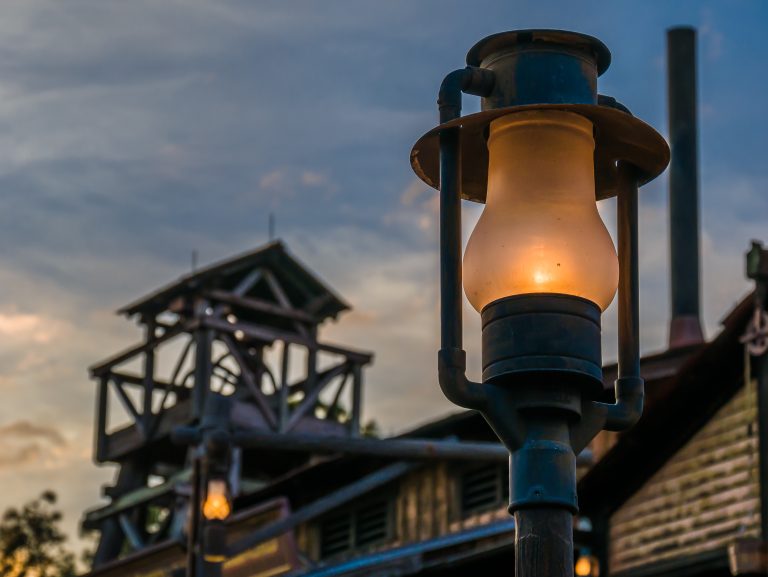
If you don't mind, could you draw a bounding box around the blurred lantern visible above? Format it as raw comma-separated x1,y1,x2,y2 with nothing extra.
575,550,600,577
202,479,231,521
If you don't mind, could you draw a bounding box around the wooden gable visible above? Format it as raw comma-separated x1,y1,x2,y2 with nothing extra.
608,381,761,574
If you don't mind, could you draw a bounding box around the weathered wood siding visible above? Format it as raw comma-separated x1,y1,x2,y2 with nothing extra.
397,465,449,545
299,463,509,562
609,382,761,574
396,464,508,543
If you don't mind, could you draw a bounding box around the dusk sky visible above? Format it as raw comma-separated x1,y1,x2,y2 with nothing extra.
0,0,765,548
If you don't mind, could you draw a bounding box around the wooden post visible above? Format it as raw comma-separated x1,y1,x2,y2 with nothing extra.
514,508,574,577
143,319,156,433
193,329,213,420
96,375,109,462
187,454,201,577
92,518,123,567
350,363,362,436
279,342,290,432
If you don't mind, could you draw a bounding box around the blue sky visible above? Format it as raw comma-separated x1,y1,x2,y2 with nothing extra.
0,0,765,547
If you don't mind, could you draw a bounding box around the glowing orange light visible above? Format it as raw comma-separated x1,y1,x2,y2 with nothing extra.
463,110,618,312
202,480,231,520
575,554,599,577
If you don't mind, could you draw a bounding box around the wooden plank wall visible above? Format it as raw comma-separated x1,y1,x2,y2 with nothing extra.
297,463,509,561
609,382,761,574
396,465,508,542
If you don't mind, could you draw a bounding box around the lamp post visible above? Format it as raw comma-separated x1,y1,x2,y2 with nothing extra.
199,429,232,577
410,30,669,576
175,396,233,577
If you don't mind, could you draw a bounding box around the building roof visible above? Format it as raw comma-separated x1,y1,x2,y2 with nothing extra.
578,291,755,516
118,240,349,322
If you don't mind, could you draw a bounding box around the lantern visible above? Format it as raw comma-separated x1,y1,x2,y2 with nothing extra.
409,29,669,575
202,479,231,521
575,551,600,577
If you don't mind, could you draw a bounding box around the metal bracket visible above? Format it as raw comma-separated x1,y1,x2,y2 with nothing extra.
741,306,768,357
437,348,486,411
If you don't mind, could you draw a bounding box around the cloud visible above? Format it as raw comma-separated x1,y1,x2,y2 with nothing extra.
0,311,63,344
400,179,428,207
259,170,285,191
0,420,67,470
301,170,328,187
383,179,440,234
0,444,47,468
699,7,725,62
0,420,67,447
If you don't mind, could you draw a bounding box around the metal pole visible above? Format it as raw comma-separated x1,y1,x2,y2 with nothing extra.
439,125,463,351
231,430,511,462
605,163,644,432
187,455,201,577
434,72,489,413
617,161,640,380
667,26,704,347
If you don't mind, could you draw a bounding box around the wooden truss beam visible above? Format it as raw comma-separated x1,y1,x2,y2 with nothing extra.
285,362,349,432
221,335,278,429
203,316,372,364
90,322,191,376
206,290,318,324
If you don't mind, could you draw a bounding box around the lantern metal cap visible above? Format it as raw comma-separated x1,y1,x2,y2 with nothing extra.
411,103,669,202
467,29,611,76
411,29,670,202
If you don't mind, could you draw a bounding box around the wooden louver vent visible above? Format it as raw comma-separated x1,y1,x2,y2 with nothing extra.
320,514,352,558
320,499,391,558
355,500,389,548
461,464,507,515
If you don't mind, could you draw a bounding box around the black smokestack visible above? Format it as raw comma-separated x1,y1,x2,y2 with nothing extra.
667,26,704,348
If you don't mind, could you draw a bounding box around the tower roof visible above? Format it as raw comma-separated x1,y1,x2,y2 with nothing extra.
118,240,349,323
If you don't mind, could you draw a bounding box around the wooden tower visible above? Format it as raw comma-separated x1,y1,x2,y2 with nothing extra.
83,241,373,568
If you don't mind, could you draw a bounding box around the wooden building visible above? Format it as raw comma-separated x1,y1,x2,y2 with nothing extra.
579,287,768,577
83,240,768,577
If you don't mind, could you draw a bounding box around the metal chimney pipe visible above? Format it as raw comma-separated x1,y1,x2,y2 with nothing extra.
667,27,704,348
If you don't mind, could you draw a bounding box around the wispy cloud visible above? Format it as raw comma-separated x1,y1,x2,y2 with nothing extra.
0,311,64,344
0,420,66,447
0,420,67,469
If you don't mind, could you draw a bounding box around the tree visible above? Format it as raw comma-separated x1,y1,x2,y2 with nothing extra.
0,491,76,577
